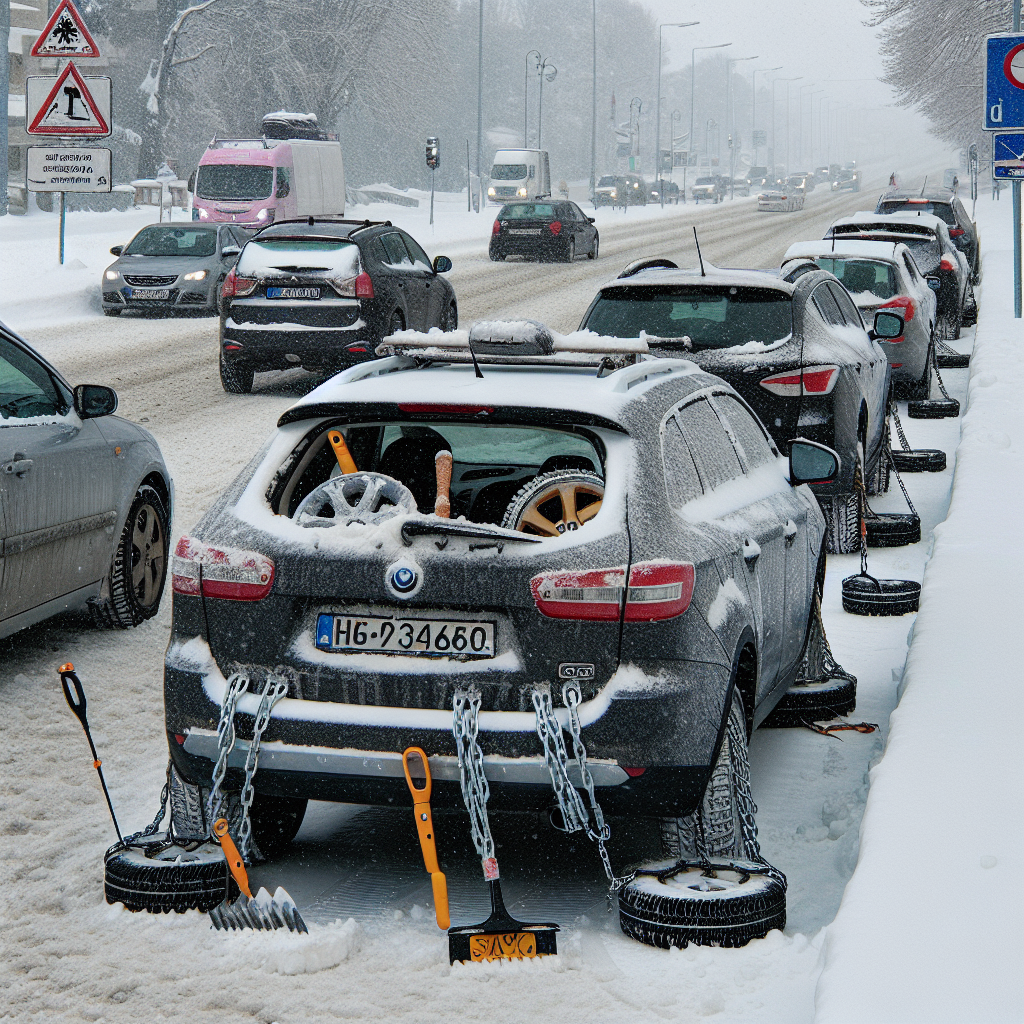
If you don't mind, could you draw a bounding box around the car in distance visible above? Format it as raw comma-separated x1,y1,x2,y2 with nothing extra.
0,321,172,640
577,259,895,554
218,217,456,393
648,179,680,204
758,188,804,212
163,321,836,859
102,223,248,316
593,174,624,207
783,239,936,398
691,176,725,203
830,168,860,192
489,200,599,262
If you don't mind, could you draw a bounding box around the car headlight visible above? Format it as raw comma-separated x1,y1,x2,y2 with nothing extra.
487,186,496,196
610,190,617,197
517,187,528,196
104,269,119,281
183,269,208,281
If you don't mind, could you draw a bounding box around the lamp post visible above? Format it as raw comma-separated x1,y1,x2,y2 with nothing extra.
805,88,824,168
476,0,483,213
796,83,816,169
771,75,800,178
725,55,757,197
655,21,699,206
590,0,596,202
524,50,540,146
752,66,781,167
671,109,682,201
536,55,557,150
690,42,731,194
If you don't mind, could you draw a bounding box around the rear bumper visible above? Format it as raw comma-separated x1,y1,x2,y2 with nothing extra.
221,316,376,370
489,238,566,259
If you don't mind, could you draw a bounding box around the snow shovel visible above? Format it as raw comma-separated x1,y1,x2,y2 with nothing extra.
207,818,308,933
402,747,450,929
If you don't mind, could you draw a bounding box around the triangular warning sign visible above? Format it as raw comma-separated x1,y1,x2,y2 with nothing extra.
28,63,109,136
30,0,100,58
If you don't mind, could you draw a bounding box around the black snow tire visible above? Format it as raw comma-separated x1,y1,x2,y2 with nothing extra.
890,448,946,473
440,300,458,332
867,422,890,496
589,235,599,260
564,238,576,263
824,490,861,555
501,469,604,533
618,860,786,950
865,512,921,548
219,354,253,394
103,308,123,317
104,834,235,914
91,484,169,629
762,677,857,727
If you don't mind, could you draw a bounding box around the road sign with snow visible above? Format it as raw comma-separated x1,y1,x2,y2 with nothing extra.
992,132,1024,177
27,146,111,192
30,0,100,58
26,64,111,137
984,33,1024,130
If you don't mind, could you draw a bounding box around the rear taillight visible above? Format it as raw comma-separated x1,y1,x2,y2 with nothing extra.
880,296,915,322
549,221,562,235
220,267,257,300
531,561,694,622
355,272,374,299
939,256,956,272
492,220,502,235
948,227,965,238
620,766,646,777
172,536,274,601
759,365,839,397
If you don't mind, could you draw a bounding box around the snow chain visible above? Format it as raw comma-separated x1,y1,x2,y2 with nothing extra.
795,595,856,687
890,399,913,453
452,688,496,867
929,343,955,402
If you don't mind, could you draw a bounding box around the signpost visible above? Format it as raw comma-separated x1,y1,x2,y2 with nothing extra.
26,0,109,264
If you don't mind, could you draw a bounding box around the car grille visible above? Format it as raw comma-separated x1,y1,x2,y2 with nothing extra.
124,274,178,286
179,291,208,304
230,305,361,328
103,291,123,303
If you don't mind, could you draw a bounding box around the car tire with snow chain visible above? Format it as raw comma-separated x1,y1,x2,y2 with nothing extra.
823,489,860,554
90,484,169,629
219,354,253,394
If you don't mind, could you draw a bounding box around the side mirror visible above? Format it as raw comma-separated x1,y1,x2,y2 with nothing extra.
587,216,596,223
74,384,118,419
221,245,241,259
872,310,904,339
926,277,941,291
432,255,452,274
789,439,840,486
109,245,123,256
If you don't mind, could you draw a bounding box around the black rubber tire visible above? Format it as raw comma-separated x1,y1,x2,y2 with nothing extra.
104,834,235,914
907,397,959,419
589,234,599,260
488,250,504,262
936,351,970,369
440,300,458,332
618,860,786,950
91,484,169,628
891,448,946,473
762,677,857,727
865,512,921,547
388,310,405,336
501,469,604,534
961,286,978,327
867,422,890,496
842,574,920,616
564,238,576,263
905,343,932,401
103,308,123,317
219,354,254,394
824,489,861,555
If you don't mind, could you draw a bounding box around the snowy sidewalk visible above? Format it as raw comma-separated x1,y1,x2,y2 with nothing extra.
813,199,1024,1022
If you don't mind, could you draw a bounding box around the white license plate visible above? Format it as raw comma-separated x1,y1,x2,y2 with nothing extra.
267,286,320,299
508,228,541,235
130,288,170,299
315,613,495,657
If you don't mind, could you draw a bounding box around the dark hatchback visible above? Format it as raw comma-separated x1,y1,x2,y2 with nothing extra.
218,218,456,393
579,261,895,554
489,201,599,262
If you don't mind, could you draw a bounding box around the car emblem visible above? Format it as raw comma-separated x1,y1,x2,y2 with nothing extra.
387,561,421,597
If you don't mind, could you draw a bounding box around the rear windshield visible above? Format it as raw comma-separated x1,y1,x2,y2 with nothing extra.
811,258,899,301
878,200,956,225
499,204,556,219
597,176,618,187
196,164,274,201
583,286,793,350
277,421,604,532
900,239,941,273
124,226,217,257
237,239,359,276
491,163,527,180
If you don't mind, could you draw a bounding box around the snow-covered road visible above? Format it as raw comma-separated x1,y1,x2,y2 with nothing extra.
0,178,988,1023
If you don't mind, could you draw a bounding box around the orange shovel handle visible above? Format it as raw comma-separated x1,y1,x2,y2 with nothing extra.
328,430,358,475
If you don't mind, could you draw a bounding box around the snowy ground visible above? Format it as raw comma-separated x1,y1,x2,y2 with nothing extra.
0,176,1011,1023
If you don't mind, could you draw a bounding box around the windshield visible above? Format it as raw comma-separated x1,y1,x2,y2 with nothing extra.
491,163,527,181
584,286,793,349
877,200,956,225
499,203,555,219
123,226,217,257
597,176,618,187
695,178,716,185
196,163,274,201
812,258,899,301
901,239,941,272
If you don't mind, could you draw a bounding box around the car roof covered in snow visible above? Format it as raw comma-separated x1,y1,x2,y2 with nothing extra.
827,211,948,236
596,264,794,296
784,239,907,264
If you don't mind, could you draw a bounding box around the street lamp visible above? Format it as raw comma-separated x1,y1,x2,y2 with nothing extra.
725,55,757,197
804,88,825,168
654,21,699,206
690,42,731,194
525,50,540,146
536,55,557,150
771,75,800,177
671,109,683,201
752,66,782,167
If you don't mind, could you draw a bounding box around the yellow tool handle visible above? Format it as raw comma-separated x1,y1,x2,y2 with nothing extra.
328,429,358,475
431,871,450,930
213,817,253,899
413,800,449,929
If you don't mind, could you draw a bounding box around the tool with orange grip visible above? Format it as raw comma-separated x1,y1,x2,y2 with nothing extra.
402,747,450,929
328,429,358,474
434,450,453,518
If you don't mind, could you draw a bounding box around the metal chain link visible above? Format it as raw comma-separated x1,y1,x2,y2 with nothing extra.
885,443,918,516
206,672,249,827
929,343,954,402
890,399,912,452
796,594,857,686
452,688,495,865
236,676,289,861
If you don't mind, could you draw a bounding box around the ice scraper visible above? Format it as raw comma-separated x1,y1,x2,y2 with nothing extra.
402,747,450,929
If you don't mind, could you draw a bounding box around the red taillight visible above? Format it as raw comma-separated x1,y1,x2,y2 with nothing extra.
347,345,367,353
223,343,242,352
221,267,256,300
173,733,187,746
620,766,646,778
549,221,562,235
906,198,929,204
355,272,374,299
759,365,839,397
880,295,915,322
492,220,502,235
172,535,274,601
397,403,494,415
948,227,965,238
530,561,694,622
939,256,956,272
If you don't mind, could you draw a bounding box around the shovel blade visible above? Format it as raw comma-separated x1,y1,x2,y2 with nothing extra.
208,886,308,933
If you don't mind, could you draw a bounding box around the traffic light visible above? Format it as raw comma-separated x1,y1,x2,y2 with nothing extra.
728,134,734,149
426,137,440,170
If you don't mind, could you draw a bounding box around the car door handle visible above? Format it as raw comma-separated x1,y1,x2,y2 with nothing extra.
784,519,798,545
743,538,761,566
2,455,33,477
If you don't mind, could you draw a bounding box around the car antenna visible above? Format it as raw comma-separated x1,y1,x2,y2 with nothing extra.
693,227,706,277
467,336,484,379
919,176,927,197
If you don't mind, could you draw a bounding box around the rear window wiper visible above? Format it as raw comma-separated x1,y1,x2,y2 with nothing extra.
401,519,541,547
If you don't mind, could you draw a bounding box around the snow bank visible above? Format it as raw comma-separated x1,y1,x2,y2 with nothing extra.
813,199,1024,1022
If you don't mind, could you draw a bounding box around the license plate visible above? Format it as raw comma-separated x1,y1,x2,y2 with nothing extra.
128,288,170,299
315,614,495,657
508,228,540,235
267,286,320,299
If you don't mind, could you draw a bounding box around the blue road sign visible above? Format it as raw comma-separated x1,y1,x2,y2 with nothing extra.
985,34,1024,130
993,132,1024,177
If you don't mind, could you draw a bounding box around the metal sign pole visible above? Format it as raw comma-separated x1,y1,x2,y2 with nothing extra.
430,167,435,228
1016,0,1022,318
59,190,66,264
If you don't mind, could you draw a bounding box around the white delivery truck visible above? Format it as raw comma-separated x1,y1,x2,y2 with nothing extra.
487,149,551,203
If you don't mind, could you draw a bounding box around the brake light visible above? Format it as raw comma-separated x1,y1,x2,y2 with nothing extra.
492,220,502,235
907,198,928,204
939,256,956,272
171,536,274,601
220,267,257,300
549,221,562,235
398,403,493,415
880,296,915,322
948,227,965,238
759,365,840,396
624,561,695,621
620,766,646,777
355,272,374,299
